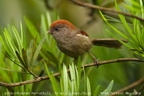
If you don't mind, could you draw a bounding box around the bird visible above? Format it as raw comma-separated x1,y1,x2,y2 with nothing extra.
48,19,126,67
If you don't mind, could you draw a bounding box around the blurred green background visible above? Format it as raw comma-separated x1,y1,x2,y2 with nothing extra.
0,0,143,95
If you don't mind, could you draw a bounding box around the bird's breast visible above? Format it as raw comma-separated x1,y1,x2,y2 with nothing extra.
56,33,92,57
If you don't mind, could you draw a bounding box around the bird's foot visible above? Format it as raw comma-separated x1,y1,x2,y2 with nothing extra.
94,58,99,68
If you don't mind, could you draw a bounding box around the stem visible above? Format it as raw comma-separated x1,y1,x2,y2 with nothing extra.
0,58,143,87
69,0,144,21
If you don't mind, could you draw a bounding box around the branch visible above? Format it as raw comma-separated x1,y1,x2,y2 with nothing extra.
69,0,144,21
110,78,144,96
0,58,143,87
84,58,143,68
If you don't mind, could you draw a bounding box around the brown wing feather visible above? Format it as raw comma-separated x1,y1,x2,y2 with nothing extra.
79,30,89,36
91,38,127,49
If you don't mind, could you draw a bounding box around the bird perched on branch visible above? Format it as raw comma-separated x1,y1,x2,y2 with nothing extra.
48,19,127,67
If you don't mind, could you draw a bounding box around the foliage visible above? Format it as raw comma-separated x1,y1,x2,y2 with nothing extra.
0,0,143,96
100,0,144,59
45,63,114,96
0,12,114,95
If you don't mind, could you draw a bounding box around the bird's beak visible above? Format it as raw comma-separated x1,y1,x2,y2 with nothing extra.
47,30,52,34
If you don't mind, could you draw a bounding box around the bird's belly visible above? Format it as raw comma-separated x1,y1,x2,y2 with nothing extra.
57,37,92,58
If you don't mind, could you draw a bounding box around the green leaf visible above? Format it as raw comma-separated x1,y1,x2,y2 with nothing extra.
44,63,60,94
15,51,27,68
22,48,28,67
32,37,46,65
3,28,16,54
99,80,114,96
63,64,69,93
92,85,100,96
24,17,41,42
106,29,132,49
12,26,23,52
99,10,128,39
69,63,76,93
133,54,144,60
87,77,91,96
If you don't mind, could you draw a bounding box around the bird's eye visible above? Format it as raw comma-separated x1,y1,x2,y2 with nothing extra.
54,28,59,31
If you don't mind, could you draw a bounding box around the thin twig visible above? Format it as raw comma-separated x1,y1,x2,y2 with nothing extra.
110,78,144,96
0,73,60,87
69,0,144,21
84,58,143,68
0,58,143,87
27,68,39,78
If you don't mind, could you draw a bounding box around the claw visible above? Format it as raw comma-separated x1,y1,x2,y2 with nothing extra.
94,58,99,68
88,51,99,68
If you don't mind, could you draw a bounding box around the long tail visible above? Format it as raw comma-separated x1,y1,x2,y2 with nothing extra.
91,38,127,49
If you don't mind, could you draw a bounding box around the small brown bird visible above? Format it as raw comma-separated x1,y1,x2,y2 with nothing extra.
48,19,126,67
